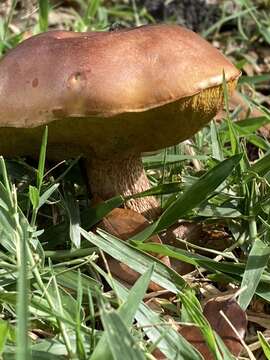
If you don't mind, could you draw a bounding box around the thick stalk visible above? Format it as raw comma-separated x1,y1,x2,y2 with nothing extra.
86,154,160,220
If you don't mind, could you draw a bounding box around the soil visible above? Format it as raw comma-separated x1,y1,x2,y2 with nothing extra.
138,0,223,32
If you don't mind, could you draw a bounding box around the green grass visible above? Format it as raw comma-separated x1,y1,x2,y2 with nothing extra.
0,0,270,359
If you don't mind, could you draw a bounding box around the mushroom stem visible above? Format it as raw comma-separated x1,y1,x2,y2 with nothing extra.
87,155,161,220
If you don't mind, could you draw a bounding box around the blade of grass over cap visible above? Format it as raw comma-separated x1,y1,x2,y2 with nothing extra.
132,154,242,242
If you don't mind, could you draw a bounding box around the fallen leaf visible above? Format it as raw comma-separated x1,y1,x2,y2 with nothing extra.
247,310,270,329
180,295,247,359
96,207,171,291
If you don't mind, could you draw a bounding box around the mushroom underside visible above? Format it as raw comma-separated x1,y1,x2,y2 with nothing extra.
0,80,236,157
0,80,236,218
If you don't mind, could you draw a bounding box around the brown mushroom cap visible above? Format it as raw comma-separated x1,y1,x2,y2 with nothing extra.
0,24,239,159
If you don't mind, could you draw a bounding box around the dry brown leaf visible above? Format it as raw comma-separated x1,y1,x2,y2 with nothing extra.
161,221,233,275
247,310,270,329
162,222,203,247
203,296,247,345
161,221,203,274
250,298,265,313
0,0,12,17
152,348,167,360
154,295,247,360
96,207,170,291
180,296,247,359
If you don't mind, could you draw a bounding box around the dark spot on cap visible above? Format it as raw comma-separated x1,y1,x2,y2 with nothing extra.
74,72,82,80
32,78,39,88
67,71,87,91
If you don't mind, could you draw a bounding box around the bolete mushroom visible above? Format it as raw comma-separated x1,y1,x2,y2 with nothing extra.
0,25,240,218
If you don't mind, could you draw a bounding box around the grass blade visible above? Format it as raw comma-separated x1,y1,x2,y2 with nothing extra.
93,263,203,360
16,218,31,360
156,154,242,232
75,271,86,360
132,154,242,241
258,331,270,359
37,126,48,191
100,308,145,360
90,266,153,360
0,320,10,353
38,0,49,32
180,290,223,360
81,228,186,292
239,238,270,310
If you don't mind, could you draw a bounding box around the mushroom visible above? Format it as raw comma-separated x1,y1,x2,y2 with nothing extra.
0,25,240,219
